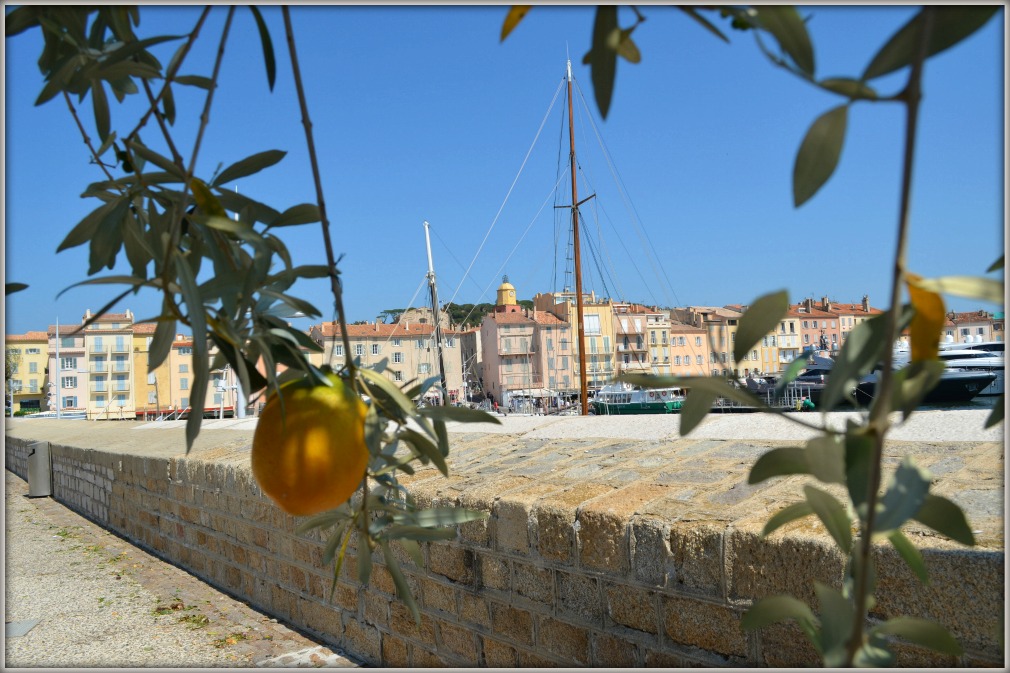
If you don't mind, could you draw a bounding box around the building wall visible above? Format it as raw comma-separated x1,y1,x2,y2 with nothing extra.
5,331,49,412
48,326,88,414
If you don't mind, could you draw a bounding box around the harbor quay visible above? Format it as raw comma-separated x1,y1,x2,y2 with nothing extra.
4,410,1005,667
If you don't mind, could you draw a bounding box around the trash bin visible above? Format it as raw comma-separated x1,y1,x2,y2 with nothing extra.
27,441,51,498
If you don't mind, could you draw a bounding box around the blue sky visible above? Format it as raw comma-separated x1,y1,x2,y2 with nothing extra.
4,5,1005,336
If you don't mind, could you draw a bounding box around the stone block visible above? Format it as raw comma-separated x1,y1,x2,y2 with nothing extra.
477,553,510,591
301,599,343,639
512,560,554,606
362,589,389,627
643,649,688,667
604,582,658,634
670,520,726,598
342,617,381,666
727,522,845,606
556,570,602,625
381,632,410,667
537,615,591,665
490,602,534,646
535,482,615,564
661,594,747,658
438,619,477,662
410,645,446,668
459,590,491,630
631,515,672,587
421,577,457,614
491,479,547,554
578,506,630,574
481,635,518,667
428,542,475,585
757,619,820,666
389,601,436,642
592,630,639,667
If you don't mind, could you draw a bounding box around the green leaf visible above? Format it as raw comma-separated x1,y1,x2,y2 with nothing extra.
912,494,975,546
417,405,501,425
872,617,964,655
887,529,928,584
875,457,931,534
212,149,286,187
357,537,373,586
358,366,418,419
804,484,851,553
294,506,351,535
148,315,177,371
741,595,819,637
676,7,729,43
612,28,641,64
173,74,214,89
749,446,809,484
398,428,449,477
890,359,945,420
91,78,111,143
984,395,1003,428
88,197,130,274
679,385,718,435
845,426,874,516
805,434,847,484
128,141,186,180
734,290,789,363
35,56,80,106
176,252,208,452
754,6,815,76
500,5,531,42
4,6,42,37
793,104,848,207
986,255,1004,273
821,309,897,411
863,7,999,81
268,203,321,228
818,77,878,100
5,283,28,295
161,80,176,125
774,354,811,393
814,582,854,665
398,538,424,568
382,525,457,542
762,501,815,538
853,634,896,667
322,521,352,566
913,276,1004,304
248,5,276,91
583,6,618,120
59,198,123,252
410,507,489,527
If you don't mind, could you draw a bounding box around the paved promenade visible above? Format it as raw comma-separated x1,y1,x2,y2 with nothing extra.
4,471,361,668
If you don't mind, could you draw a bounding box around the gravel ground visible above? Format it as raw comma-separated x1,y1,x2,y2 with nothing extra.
3,473,359,668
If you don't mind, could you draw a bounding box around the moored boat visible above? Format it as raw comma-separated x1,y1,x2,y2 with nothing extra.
591,381,685,415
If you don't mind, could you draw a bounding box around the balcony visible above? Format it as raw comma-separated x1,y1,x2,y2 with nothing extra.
90,363,109,373
90,345,107,354
110,343,131,354
90,383,109,393
110,363,131,373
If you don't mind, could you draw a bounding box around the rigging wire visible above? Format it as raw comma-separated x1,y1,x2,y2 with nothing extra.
443,77,566,311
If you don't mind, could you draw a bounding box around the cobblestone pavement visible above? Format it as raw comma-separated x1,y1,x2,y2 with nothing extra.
4,471,361,668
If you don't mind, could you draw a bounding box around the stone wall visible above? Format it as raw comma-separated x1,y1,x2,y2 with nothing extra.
5,426,1004,667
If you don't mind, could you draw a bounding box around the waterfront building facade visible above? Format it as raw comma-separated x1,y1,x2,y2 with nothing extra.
4,331,49,413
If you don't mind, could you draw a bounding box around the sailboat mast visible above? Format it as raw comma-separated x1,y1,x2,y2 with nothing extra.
567,59,590,415
424,221,449,404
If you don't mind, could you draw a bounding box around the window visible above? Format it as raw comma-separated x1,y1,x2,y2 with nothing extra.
674,356,681,365
803,321,809,329
94,379,107,392
63,396,77,408
115,394,127,406
113,376,128,391
804,334,810,344
334,344,343,356
181,397,189,408
213,393,223,404
831,321,837,328
393,371,403,382
662,333,668,346
60,357,78,370
978,327,985,335
393,352,403,364
961,328,970,336
695,336,702,347
547,338,553,351
62,376,77,389
148,373,157,384
148,391,157,404
61,337,75,348
96,396,106,408
752,349,758,360
710,353,716,363
560,338,569,351
584,314,601,336
650,331,657,345
29,362,38,373
770,336,776,346
179,363,189,373
720,352,727,363
446,338,455,348
355,344,364,356
416,339,424,349
29,380,39,393
393,338,401,347
26,348,40,355
696,355,703,366
180,378,189,390
812,320,818,328
418,363,432,374
178,347,192,355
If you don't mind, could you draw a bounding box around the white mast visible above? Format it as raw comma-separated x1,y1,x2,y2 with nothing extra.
54,316,62,419
424,221,448,404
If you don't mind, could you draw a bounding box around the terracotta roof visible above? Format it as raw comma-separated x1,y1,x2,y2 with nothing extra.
531,311,568,326
5,331,49,342
489,312,534,325
132,323,158,334
786,305,836,319
90,312,132,322
668,322,706,334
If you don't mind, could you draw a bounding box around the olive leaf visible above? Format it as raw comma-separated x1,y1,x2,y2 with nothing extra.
793,104,847,207
500,5,531,42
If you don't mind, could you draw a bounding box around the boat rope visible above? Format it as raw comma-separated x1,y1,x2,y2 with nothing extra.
443,77,566,312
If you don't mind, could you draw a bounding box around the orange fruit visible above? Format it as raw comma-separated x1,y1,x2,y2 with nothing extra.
251,375,369,516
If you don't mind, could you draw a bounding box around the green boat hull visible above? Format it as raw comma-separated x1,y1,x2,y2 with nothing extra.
591,399,682,415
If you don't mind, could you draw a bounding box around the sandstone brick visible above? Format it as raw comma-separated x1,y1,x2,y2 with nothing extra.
490,479,546,554
592,630,638,667
556,570,602,625
757,619,821,666
362,589,389,627
662,594,747,657
342,617,381,665
536,483,615,563
459,591,491,630
537,616,591,665
604,582,658,634
631,515,672,587
481,635,517,667
890,639,958,667
380,632,410,668
301,599,343,638
389,601,436,642
512,560,553,606
438,619,477,661
644,649,689,667
490,602,534,646
477,553,510,591
370,564,396,596
428,542,475,584
517,649,563,667
410,645,445,668
421,577,456,614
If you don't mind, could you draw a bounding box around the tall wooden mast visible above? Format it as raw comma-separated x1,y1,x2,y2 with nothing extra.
424,221,448,403
566,59,590,415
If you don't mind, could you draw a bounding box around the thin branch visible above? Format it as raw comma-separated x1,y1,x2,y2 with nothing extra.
846,6,935,666
62,91,118,184
281,6,356,380
141,78,185,165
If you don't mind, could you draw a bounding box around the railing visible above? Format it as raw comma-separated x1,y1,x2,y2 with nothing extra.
110,344,131,353
90,363,109,373
111,363,130,373
89,383,109,393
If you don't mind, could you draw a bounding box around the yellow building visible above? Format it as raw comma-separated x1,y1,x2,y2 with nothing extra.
534,289,615,394
5,331,50,414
